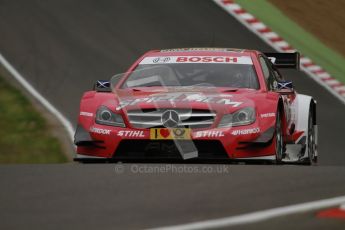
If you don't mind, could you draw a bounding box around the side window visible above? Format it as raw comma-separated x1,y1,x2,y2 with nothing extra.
259,56,270,83
272,67,284,81
259,56,278,90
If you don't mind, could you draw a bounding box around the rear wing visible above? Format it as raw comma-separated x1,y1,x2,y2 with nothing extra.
264,52,300,70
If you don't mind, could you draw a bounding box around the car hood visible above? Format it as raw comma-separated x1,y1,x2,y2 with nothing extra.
111,87,259,113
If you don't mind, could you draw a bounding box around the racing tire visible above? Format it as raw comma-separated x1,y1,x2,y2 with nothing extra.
305,107,317,165
274,110,284,164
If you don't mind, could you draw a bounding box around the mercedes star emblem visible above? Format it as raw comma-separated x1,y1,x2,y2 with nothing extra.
161,110,180,128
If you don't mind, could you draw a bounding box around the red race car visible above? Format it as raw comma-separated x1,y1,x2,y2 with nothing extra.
74,48,317,164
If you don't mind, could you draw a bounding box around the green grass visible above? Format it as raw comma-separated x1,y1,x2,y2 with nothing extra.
236,0,345,84
0,75,67,163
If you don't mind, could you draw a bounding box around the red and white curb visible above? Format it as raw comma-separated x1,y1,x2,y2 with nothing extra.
317,203,345,219
213,0,345,105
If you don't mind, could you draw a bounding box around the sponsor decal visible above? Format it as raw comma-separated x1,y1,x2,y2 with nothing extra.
176,56,238,63
80,111,93,117
118,130,145,137
231,128,260,136
194,131,224,138
152,57,171,64
116,93,242,110
90,127,111,135
260,113,275,118
150,128,191,140
139,56,252,65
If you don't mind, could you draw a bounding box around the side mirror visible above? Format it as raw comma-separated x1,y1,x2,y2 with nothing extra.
93,80,111,92
276,80,294,95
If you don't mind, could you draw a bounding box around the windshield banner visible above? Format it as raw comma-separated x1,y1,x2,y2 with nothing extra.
140,56,253,65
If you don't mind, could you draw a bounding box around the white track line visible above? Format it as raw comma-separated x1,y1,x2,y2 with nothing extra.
213,0,345,105
0,53,74,141
151,195,345,230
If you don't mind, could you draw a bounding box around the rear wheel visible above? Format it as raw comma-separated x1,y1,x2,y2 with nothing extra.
274,110,284,164
306,108,317,165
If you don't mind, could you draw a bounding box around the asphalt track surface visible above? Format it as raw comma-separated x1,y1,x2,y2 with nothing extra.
0,0,345,229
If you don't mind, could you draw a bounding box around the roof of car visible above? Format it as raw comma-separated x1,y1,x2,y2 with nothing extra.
144,48,259,57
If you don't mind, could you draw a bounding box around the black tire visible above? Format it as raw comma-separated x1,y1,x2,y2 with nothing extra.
306,107,317,165
274,110,284,164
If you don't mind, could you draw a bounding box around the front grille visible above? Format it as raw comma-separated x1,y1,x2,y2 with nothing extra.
114,140,228,159
127,109,216,129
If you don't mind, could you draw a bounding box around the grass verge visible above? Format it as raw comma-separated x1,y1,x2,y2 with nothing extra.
236,0,345,84
0,75,67,163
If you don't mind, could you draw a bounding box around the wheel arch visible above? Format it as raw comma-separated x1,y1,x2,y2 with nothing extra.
294,94,317,160
295,94,315,132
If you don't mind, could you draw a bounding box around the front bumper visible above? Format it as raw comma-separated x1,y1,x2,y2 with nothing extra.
75,124,276,160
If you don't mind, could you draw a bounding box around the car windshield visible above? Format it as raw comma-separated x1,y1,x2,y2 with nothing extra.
120,57,259,89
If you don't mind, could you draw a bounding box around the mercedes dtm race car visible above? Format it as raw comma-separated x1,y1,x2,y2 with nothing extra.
74,48,317,164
